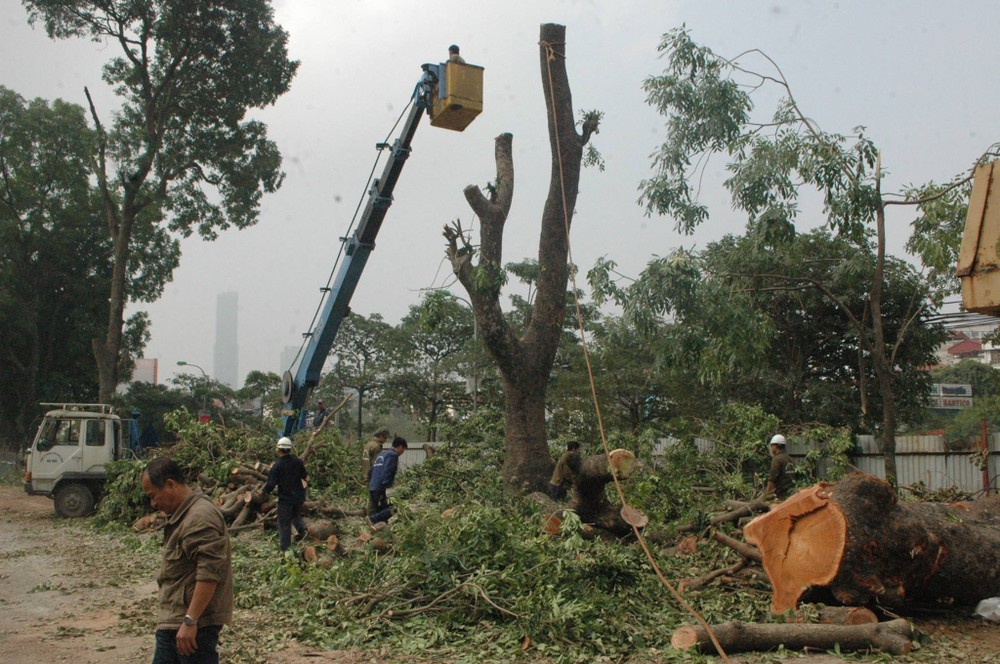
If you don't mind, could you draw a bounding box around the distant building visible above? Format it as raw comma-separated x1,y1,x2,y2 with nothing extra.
214,291,239,387
116,357,158,394
131,358,159,384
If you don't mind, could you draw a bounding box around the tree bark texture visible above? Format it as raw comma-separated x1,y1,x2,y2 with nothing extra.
444,23,597,495
743,473,1000,613
670,618,914,656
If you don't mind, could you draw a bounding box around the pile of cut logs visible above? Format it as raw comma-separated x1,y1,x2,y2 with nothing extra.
131,457,377,559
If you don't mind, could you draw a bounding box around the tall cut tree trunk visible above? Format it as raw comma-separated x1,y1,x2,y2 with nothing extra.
444,23,599,495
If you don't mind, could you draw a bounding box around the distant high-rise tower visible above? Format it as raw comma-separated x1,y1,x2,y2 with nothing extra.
214,291,239,388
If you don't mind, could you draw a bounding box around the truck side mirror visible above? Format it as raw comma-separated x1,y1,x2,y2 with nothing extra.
36,440,53,452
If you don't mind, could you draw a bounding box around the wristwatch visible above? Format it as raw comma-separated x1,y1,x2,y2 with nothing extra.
183,614,198,627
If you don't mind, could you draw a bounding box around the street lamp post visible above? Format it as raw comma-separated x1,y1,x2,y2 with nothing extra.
177,360,210,422
437,290,478,412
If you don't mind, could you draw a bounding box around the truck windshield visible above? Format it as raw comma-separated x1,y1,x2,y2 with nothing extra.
39,418,81,446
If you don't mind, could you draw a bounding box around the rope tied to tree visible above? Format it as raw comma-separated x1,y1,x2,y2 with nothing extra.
538,40,566,61
540,32,732,663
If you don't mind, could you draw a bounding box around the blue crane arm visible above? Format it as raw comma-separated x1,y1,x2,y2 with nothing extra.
280,69,438,435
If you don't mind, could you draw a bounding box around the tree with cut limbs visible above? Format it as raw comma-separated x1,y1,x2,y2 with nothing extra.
444,24,599,494
634,28,997,486
23,0,298,402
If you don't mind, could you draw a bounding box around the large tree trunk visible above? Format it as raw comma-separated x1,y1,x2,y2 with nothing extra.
744,473,1000,613
444,23,598,495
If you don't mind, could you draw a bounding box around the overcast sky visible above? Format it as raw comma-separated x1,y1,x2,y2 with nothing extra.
3,0,997,387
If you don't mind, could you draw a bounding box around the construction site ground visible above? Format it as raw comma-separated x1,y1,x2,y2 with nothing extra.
1,484,999,663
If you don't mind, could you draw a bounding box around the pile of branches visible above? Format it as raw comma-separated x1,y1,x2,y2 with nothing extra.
130,434,373,554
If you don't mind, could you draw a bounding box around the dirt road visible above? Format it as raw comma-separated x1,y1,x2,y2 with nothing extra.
0,485,153,663
0,485,384,664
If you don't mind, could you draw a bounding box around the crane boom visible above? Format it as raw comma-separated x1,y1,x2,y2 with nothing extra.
280,59,483,435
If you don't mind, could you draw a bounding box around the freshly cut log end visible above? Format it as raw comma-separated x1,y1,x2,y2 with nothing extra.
743,483,846,613
542,512,562,536
607,449,636,478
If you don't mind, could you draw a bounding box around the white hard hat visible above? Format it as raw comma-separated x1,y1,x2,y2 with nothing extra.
276,437,293,450
769,434,787,447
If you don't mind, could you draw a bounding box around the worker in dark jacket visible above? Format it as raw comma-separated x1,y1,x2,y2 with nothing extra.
765,434,795,500
262,437,309,551
368,436,408,525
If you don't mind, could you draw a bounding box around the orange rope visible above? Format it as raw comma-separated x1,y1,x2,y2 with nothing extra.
539,38,731,662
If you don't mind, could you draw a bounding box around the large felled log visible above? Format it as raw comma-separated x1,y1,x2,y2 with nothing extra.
744,472,1000,613
671,618,914,655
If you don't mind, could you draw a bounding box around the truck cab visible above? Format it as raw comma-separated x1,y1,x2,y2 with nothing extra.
23,403,126,517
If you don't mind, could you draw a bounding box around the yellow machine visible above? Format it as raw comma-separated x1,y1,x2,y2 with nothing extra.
956,161,1000,315
429,61,484,131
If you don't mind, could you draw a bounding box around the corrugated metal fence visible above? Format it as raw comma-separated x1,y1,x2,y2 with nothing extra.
396,441,450,473
653,434,999,494
403,436,998,494
851,434,999,493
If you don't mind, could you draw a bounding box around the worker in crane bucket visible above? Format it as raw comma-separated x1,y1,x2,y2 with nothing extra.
765,434,795,500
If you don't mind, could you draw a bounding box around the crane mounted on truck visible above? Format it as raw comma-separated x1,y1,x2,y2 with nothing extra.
276,56,483,435
21,55,482,517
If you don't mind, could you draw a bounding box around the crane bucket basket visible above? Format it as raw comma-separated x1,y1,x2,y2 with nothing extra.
430,62,483,132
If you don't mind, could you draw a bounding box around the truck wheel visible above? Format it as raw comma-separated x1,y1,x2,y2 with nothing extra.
54,483,95,518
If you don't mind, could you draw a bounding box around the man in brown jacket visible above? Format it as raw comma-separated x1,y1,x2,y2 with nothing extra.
364,428,390,479
142,457,233,664
547,441,581,501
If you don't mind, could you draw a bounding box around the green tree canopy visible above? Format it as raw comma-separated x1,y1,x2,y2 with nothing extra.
385,292,476,441
22,0,299,401
619,27,993,484
321,313,393,440
0,87,107,445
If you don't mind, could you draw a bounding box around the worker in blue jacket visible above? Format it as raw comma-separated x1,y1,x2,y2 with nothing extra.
368,436,408,525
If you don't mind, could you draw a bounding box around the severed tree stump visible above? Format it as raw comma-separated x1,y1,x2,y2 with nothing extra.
535,449,641,539
671,618,914,655
567,449,639,536
744,472,1000,613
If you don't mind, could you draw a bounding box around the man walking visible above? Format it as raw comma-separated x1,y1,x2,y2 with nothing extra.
368,436,408,525
262,436,309,551
141,457,233,663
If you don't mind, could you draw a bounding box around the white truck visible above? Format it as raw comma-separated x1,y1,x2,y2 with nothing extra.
23,403,131,517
